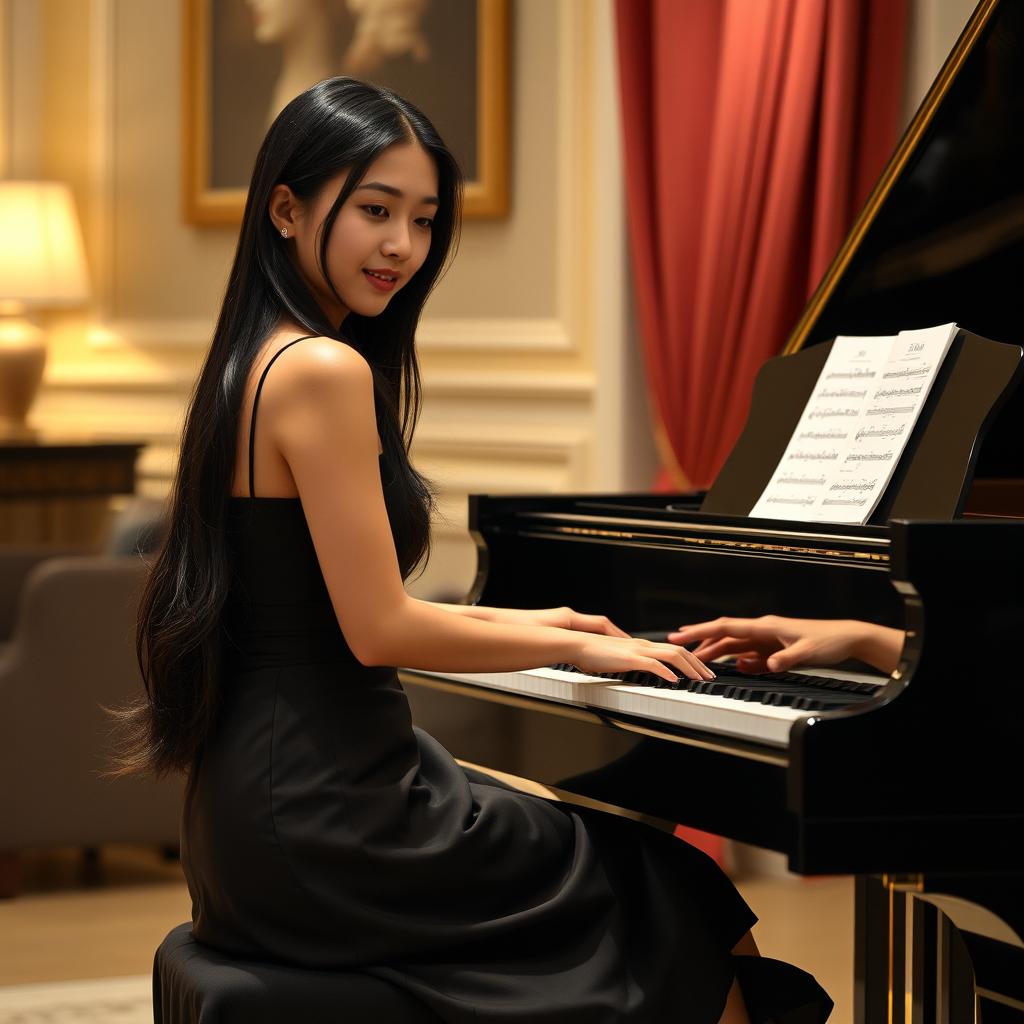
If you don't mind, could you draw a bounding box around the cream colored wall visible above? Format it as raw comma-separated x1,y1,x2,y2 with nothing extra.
8,0,656,599
902,0,979,126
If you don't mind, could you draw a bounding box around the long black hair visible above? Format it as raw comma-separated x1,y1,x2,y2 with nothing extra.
115,78,462,777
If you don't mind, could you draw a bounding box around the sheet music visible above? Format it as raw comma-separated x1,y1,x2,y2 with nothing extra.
749,323,958,524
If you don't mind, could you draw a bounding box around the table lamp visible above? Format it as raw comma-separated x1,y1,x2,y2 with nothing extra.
0,181,90,438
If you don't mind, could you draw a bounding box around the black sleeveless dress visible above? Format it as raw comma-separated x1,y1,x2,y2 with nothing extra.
181,337,833,1023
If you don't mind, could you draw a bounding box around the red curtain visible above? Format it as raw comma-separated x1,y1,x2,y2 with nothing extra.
616,0,909,489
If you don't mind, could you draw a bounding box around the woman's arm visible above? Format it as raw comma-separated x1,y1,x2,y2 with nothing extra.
428,602,631,637
668,615,905,675
264,340,711,682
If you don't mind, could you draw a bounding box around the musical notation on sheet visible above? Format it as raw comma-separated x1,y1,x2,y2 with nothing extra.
749,324,958,524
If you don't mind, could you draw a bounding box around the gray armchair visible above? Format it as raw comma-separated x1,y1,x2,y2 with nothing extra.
0,501,184,893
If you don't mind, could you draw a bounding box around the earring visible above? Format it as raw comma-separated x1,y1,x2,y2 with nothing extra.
280,227,288,238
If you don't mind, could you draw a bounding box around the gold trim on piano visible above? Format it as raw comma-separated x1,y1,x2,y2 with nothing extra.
975,989,1024,1014
525,511,889,547
783,0,1001,356
542,525,889,563
882,872,925,893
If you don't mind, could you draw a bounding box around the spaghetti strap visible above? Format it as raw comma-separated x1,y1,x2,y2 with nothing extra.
248,335,318,499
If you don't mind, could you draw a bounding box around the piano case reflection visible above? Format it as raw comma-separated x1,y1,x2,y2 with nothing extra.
402,1,1024,1020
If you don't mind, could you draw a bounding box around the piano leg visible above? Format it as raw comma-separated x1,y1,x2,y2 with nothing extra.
854,875,891,1024
909,897,937,1023
958,931,1024,1021
855,874,1024,1023
911,897,973,1024
937,912,976,1023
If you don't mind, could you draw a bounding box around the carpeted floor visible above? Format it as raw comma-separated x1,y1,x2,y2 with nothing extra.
0,976,151,1024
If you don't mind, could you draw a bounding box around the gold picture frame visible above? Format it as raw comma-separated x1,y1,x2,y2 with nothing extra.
182,0,509,226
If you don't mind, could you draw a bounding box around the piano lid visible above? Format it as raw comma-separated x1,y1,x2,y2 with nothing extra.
784,0,1024,482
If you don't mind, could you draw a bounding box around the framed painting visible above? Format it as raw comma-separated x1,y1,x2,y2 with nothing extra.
182,0,510,225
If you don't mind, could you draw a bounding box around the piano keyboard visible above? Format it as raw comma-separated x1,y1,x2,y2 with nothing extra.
408,662,888,748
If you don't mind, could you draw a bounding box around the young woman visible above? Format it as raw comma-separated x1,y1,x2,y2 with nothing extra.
123,78,832,1023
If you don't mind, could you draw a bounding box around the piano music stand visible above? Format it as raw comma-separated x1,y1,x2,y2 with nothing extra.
701,328,1024,523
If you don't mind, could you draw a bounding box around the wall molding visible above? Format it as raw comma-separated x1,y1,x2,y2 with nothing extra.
4,0,41,178
0,0,8,176
416,317,571,352
85,315,575,355
552,0,586,355
88,0,117,322
44,359,596,403
43,362,196,391
414,427,590,460
85,318,212,349
419,430,592,535
422,369,593,399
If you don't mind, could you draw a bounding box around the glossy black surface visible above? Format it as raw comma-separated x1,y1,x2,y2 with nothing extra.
792,519,1024,873
405,509,1024,1015
798,0,1024,479
436,500,1024,876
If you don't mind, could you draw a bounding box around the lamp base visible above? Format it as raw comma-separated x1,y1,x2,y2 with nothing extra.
0,420,41,441
0,317,47,436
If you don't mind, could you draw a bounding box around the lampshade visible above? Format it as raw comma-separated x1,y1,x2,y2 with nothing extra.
0,181,90,309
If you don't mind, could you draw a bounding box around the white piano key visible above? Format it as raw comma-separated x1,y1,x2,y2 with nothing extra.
406,665,888,749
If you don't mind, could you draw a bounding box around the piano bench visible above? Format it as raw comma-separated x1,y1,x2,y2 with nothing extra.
153,924,441,1023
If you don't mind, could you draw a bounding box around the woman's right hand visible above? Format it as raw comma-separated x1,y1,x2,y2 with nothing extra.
569,634,715,683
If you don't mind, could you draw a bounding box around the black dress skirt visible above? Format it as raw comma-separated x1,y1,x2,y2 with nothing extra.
184,340,831,1024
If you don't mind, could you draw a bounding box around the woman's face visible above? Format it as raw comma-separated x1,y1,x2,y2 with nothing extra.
286,142,440,325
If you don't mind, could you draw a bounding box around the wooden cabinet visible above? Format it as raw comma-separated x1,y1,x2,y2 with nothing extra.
0,437,144,544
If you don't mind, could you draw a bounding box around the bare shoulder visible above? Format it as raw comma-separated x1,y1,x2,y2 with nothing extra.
255,336,374,429
258,336,378,456
264,336,372,397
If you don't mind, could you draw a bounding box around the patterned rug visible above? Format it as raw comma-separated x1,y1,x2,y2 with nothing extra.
0,976,150,1024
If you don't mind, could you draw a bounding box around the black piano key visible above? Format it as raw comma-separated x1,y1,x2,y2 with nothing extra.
763,691,797,706
545,662,879,711
791,696,826,711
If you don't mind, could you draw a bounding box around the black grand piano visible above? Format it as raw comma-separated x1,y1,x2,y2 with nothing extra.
401,1,1024,1019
